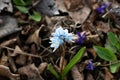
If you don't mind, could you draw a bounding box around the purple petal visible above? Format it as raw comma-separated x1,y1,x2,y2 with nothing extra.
76,32,86,44
86,61,94,70
96,2,110,14
96,7,105,14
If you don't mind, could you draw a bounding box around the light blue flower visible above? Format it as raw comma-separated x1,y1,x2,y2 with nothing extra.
50,26,76,52
52,27,67,39
50,37,63,52
64,33,76,42
52,26,76,42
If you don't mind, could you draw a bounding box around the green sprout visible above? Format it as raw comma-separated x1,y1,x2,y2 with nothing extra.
13,0,41,22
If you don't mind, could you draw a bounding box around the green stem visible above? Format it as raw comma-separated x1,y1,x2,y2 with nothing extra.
59,44,66,80
96,61,120,67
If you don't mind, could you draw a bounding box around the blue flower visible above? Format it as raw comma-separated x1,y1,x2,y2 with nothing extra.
96,2,110,14
52,27,66,39
50,37,63,52
76,32,86,44
50,26,76,52
86,61,94,70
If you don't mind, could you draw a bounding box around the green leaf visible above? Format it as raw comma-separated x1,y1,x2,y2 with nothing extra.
93,46,117,62
110,61,120,73
61,47,86,79
13,0,31,6
15,6,28,13
13,0,26,6
107,32,120,51
107,32,118,45
105,44,117,53
48,63,60,79
29,11,41,22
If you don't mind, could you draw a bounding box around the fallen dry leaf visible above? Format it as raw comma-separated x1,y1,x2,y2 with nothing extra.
18,64,44,80
96,21,110,33
64,0,84,11
56,0,68,12
11,46,23,56
87,48,97,59
104,67,114,80
0,65,19,80
0,0,13,12
26,27,41,46
78,62,87,72
0,38,17,47
0,16,21,39
7,52,17,73
0,52,8,65
69,6,91,24
71,65,84,80
86,73,94,80
38,62,48,74
15,55,27,66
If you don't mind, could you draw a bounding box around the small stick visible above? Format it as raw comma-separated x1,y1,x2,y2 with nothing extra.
0,46,42,58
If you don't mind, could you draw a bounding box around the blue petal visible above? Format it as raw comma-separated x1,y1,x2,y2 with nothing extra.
52,27,67,39
76,32,86,44
64,33,75,42
50,37,63,52
86,61,94,70
96,7,105,14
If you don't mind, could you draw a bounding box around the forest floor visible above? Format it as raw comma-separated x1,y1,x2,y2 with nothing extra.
0,0,120,80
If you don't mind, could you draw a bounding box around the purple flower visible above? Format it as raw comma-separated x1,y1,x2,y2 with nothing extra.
86,61,94,70
96,2,110,14
76,32,86,44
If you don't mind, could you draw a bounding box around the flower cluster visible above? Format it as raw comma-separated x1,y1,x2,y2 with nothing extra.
49,27,86,52
96,2,110,14
50,27,76,52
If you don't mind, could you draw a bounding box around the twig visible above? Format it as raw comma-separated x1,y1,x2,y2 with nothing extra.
0,46,42,58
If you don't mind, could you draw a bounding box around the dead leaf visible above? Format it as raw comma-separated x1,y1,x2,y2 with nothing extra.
86,73,94,80
18,64,44,80
26,27,41,46
36,0,59,16
87,48,97,59
0,53,8,65
96,21,110,33
82,20,96,33
10,46,41,58
69,7,91,24
0,65,19,80
78,62,86,72
0,16,21,39
0,38,17,47
15,55,27,65
88,11,98,23
71,65,84,80
7,51,17,72
0,0,13,12
38,63,48,74
11,46,23,56
56,0,68,12
64,0,84,11
104,67,114,80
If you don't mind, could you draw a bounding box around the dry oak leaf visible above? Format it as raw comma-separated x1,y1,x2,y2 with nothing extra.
0,65,19,80
18,64,44,80
71,65,84,80
64,0,84,11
